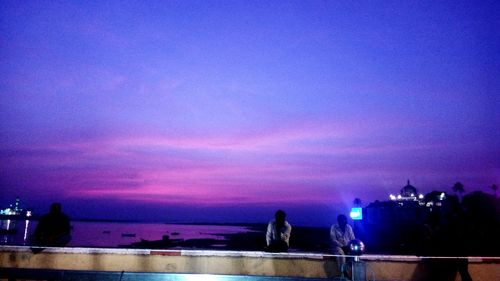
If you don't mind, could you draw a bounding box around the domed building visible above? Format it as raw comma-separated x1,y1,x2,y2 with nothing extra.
389,180,424,203
401,180,418,197
363,180,437,253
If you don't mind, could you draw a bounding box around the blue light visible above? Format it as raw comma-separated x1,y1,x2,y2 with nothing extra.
350,207,363,220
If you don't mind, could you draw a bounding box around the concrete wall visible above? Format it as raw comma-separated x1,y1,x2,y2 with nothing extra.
1,246,499,280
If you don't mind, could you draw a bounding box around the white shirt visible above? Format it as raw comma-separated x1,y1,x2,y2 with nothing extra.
266,220,292,246
330,224,355,247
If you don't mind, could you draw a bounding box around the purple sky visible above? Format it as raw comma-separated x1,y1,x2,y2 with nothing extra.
1,1,499,226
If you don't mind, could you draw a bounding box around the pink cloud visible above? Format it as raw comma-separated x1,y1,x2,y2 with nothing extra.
2,113,495,211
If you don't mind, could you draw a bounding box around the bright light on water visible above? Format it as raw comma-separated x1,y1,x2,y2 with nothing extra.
23,220,30,244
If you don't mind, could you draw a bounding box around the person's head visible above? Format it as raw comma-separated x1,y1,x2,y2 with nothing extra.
337,214,348,228
275,209,286,224
49,203,62,215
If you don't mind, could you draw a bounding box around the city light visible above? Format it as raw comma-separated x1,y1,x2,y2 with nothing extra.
439,193,446,200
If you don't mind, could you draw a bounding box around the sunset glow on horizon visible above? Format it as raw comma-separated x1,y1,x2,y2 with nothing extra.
1,1,498,225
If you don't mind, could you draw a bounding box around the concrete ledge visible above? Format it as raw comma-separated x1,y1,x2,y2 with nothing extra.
1,246,499,280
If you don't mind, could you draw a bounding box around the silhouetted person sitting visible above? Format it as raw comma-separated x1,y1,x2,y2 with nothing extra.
33,203,71,250
266,209,292,252
330,214,355,275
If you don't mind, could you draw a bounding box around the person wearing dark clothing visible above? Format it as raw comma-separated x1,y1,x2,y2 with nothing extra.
416,202,473,281
33,203,71,248
266,210,292,252
441,200,473,281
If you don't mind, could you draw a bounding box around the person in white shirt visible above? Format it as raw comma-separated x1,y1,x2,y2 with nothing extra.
330,214,355,274
266,209,292,252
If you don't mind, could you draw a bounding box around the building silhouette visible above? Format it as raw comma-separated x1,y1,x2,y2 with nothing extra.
357,180,448,254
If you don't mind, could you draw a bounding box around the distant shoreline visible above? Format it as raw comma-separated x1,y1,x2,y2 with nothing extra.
72,219,270,227
1,217,329,230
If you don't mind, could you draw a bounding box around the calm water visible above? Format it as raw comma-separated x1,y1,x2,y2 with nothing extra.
0,219,257,248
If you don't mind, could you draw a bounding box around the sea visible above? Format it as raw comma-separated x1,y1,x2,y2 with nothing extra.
0,219,261,249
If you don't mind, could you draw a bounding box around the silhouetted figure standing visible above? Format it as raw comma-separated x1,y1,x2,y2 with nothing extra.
330,214,355,275
266,210,291,252
416,200,473,281
414,210,446,281
33,203,71,249
441,198,473,281
421,210,442,256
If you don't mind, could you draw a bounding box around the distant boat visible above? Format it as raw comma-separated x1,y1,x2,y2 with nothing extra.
121,233,136,237
126,235,180,249
103,230,111,234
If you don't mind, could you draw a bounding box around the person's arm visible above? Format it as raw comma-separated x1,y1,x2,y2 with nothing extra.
330,225,341,247
266,222,273,246
281,222,291,243
347,225,355,241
